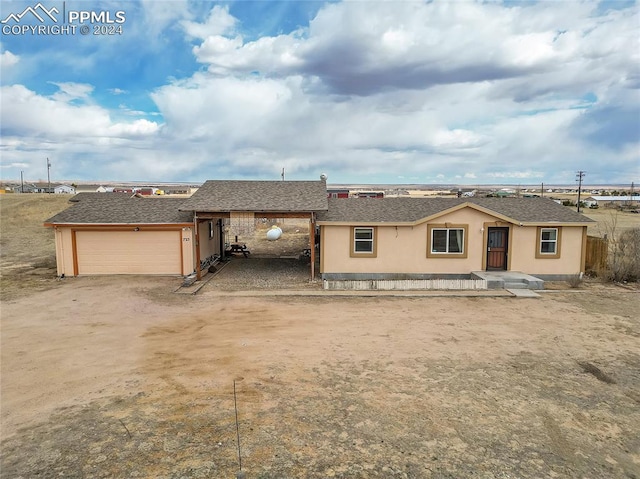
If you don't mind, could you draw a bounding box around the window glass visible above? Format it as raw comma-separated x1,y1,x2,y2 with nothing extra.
541,229,556,241
432,230,447,252
449,229,463,253
355,229,373,240
431,228,464,254
540,228,558,254
354,228,374,253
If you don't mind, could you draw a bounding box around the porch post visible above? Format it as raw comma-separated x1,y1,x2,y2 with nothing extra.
309,212,316,281
194,214,201,280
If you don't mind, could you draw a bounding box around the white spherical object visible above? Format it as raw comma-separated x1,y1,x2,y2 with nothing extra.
266,226,283,241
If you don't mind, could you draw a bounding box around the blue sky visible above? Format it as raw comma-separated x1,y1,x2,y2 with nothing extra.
1,0,638,185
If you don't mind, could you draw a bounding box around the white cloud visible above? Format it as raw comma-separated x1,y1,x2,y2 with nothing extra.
0,162,29,169
49,82,94,102
140,0,190,36
1,1,637,184
182,5,236,40
1,85,160,144
0,50,19,68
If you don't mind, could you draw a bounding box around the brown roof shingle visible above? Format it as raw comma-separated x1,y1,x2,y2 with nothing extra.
45,194,193,224
179,180,328,212
317,197,595,224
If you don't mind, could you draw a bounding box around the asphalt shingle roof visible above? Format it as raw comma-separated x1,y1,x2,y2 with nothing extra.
316,197,595,224
45,193,193,224
179,180,328,212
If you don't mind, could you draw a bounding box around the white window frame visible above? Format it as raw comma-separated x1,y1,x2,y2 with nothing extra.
353,227,374,253
430,228,465,254
539,227,558,255
426,224,468,259
350,227,377,257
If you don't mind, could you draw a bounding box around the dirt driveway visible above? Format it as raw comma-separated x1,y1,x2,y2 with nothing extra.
1,276,639,478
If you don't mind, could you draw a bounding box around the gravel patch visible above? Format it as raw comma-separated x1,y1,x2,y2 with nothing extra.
207,258,321,291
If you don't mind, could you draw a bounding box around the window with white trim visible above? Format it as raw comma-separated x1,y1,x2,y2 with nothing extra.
539,228,558,254
353,227,374,253
431,228,464,254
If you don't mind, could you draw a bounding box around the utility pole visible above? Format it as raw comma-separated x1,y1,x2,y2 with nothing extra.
541,182,544,198
20,171,24,193
576,170,585,213
47,158,51,194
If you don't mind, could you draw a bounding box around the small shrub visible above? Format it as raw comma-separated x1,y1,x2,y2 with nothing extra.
606,227,640,282
566,274,583,288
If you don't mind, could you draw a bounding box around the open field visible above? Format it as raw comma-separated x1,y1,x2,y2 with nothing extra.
581,208,640,238
0,194,72,301
1,194,640,478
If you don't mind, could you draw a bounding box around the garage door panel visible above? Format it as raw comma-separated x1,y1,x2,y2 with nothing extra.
76,230,182,275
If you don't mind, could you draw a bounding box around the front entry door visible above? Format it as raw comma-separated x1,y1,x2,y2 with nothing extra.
487,227,509,270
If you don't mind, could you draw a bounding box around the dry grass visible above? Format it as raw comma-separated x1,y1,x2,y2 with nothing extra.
582,208,640,237
0,194,74,301
0,194,72,260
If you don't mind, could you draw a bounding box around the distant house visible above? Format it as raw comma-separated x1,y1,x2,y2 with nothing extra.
33,183,54,193
355,191,384,199
327,188,349,199
133,187,154,196
164,187,191,195
73,184,107,193
492,188,516,197
12,184,37,193
584,196,638,208
54,185,76,194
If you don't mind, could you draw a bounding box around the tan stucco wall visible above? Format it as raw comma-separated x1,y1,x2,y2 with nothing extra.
182,227,195,274
197,220,221,271
510,225,584,275
321,208,498,274
54,227,75,277
321,207,586,276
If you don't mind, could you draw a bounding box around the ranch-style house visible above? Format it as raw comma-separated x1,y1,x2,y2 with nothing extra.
45,179,594,286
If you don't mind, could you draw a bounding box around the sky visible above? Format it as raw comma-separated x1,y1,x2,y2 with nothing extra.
0,0,638,185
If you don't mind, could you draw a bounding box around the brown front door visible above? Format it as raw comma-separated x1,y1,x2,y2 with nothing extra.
487,227,508,270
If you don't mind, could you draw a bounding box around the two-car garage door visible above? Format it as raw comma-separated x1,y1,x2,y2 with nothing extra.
75,230,182,275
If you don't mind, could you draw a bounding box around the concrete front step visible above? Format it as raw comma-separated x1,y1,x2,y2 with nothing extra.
504,282,528,289
471,271,544,290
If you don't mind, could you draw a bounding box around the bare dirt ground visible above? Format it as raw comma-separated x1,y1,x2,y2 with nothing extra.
2,277,639,478
240,219,312,258
1,195,640,478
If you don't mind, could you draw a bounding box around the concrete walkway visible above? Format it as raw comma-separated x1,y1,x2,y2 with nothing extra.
198,288,515,298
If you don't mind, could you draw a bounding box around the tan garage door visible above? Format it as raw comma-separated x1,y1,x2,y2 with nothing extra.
76,230,182,275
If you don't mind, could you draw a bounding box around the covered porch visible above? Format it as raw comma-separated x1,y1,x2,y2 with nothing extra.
178,179,329,281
